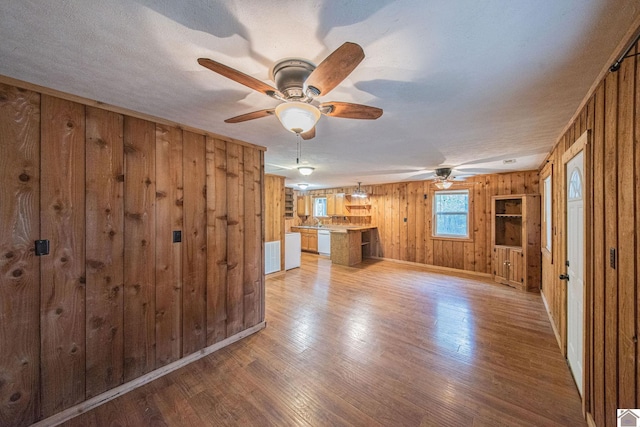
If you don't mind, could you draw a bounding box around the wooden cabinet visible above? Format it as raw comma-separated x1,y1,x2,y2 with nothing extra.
297,195,312,217
284,187,294,218
491,194,540,291
291,227,318,253
326,192,345,216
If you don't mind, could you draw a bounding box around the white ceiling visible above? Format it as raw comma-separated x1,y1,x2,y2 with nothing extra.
1,1,638,189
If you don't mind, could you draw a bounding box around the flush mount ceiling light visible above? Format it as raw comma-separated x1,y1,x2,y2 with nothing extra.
275,102,321,134
434,180,453,189
297,183,309,190
297,166,315,176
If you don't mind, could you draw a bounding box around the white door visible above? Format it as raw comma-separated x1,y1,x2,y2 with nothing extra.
566,150,584,395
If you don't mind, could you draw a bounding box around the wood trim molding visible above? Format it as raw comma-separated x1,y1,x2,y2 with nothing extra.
31,322,267,427
542,291,563,350
370,256,493,280
0,74,267,152
562,130,590,164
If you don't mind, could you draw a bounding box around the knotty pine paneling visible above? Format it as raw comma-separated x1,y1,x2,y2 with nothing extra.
225,143,245,337
539,37,640,427
40,95,86,417
206,137,229,345
0,84,40,427
182,130,207,356
154,123,183,367
123,116,157,382
85,107,125,397
0,81,265,426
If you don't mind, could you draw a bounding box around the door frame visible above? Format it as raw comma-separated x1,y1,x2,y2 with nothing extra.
561,130,592,414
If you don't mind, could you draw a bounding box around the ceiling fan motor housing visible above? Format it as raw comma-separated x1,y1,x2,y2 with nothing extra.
271,59,315,100
435,167,452,179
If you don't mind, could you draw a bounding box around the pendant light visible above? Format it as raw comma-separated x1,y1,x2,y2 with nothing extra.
352,182,368,198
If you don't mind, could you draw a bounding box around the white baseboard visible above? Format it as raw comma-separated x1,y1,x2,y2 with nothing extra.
33,321,267,427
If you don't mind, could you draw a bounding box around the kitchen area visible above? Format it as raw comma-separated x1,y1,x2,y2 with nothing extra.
265,175,378,274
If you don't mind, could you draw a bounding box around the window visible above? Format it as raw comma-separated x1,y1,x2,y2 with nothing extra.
433,190,469,238
543,175,552,253
313,197,327,217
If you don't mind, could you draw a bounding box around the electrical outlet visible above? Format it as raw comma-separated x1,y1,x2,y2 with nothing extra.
173,230,182,243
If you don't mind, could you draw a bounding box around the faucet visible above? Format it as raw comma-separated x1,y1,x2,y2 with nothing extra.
314,217,322,227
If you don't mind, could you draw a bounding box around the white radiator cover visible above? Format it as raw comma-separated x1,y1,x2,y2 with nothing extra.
264,240,281,274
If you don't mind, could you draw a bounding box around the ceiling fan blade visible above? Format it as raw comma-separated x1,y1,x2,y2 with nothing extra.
304,42,365,97
198,58,281,98
224,109,275,123
320,102,383,119
300,127,316,140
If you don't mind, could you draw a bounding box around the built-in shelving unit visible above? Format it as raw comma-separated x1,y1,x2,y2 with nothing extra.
491,194,540,291
284,187,294,218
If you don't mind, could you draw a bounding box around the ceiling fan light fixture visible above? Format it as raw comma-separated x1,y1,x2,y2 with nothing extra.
434,180,452,190
275,102,321,134
298,166,315,176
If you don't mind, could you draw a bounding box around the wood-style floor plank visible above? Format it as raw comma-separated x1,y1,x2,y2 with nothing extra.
63,254,584,426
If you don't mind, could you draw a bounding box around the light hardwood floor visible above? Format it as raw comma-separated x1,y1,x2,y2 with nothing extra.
63,253,585,426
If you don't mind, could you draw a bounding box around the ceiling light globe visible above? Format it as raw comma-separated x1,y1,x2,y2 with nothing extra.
297,166,315,176
275,102,321,134
297,183,309,190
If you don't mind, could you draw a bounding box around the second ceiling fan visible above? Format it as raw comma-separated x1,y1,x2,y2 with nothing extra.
198,42,383,140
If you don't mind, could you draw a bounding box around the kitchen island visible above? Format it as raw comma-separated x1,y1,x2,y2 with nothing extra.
330,226,377,266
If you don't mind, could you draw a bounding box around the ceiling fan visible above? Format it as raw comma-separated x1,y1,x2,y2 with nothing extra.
198,42,383,140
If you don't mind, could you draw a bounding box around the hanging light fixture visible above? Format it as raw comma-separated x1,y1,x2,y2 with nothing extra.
295,136,315,176
275,102,321,134
352,182,368,198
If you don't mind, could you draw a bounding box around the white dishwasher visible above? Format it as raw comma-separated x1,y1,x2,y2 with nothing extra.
317,229,331,255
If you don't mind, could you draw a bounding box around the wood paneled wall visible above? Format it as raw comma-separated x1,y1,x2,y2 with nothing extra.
0,82,265,427
302,172,539,275
540,38,639,427
264,175,285,271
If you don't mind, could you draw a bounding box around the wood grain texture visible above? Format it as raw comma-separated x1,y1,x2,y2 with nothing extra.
225,143,244,336
616,45,636,410
243,147,262,328
85,106,125,397
603,69,619,427
40,95,86,417
0,84,41,427
206,138,228,345
123,116,156,381
154,124,183,366
62,255,586,427
182,131,207,355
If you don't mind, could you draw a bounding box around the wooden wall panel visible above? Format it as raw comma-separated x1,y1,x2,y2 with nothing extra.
226,143,244,336
182,131,207,355
154,124,183,366
85,107,125,397
0,84,40,427
264,175,284,244
123,116,156,381
40,95,86,416
538,35,640,427
616,46,636,410
0,80,266,426
603,69,619,427
206,138,228,345
243,147,262,328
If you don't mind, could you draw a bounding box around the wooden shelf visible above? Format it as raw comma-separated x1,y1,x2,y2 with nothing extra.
495,214,522,218
345,204,371,208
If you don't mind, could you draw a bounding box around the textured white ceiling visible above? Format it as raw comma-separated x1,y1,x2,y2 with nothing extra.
1,0,638,188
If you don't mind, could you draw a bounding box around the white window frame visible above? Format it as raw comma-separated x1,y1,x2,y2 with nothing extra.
432,189,470,239
543,175,552,253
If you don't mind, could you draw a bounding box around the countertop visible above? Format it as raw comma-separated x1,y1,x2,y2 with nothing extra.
291,225,377,234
